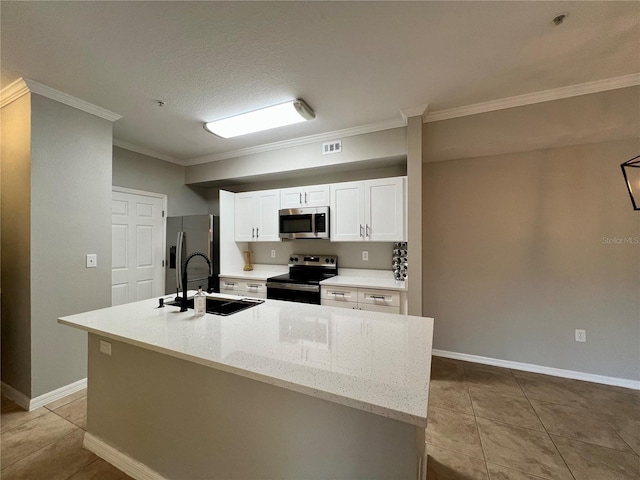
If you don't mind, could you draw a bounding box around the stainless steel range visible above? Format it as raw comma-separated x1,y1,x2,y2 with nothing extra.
266,254,338,304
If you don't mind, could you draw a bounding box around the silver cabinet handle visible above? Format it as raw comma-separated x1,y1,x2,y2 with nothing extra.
247,284,260,289
370,295,386,300
224,282,237,287
360,224,364,237
299,192,302,204
331,291,346,296
305,192,308,204
176,231,184,291
252,227,255,238
256,227,259,238
366,224,370,237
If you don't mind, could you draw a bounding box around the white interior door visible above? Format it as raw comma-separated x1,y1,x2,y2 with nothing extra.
112,189,165,306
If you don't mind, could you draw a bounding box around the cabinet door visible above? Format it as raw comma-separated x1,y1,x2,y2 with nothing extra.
281,185,330,208
364,177,404,242
280,187,303,209
304,184,330,207
330,181,365,242
255,189,280,242
234,193,256,242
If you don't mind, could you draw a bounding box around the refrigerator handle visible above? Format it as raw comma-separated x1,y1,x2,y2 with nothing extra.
176,231,184,291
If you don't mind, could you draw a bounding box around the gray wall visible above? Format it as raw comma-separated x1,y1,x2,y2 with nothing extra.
30,94,114,396
1,93,114,398
423,139,640,381
113,147,208,217
1,94,33,395
424,87,640,163
248,241,395,270
187,127,407,186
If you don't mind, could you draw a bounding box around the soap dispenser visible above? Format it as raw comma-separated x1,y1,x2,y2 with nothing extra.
194,286,206,317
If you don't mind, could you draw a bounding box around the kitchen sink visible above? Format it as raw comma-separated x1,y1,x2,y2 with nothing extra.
166,295,264,316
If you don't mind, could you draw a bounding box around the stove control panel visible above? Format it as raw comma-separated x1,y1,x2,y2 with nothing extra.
288,254,338,268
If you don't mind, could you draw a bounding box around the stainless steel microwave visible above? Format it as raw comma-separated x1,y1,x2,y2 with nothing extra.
279,207,329,240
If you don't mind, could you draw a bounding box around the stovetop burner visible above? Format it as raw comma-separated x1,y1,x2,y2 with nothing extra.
266,254,338,304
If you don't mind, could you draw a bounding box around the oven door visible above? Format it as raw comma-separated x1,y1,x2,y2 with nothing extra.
266,282,321,304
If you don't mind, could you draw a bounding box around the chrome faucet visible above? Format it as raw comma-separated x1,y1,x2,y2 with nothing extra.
181,251,212,312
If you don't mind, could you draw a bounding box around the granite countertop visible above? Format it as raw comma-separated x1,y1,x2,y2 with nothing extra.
219,264,288,281
59,294,433,426
221,266,408,290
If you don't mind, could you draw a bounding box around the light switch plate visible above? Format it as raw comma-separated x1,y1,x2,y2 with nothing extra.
86,254,97,268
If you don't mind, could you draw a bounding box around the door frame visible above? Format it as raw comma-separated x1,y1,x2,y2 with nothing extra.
112,186,168,297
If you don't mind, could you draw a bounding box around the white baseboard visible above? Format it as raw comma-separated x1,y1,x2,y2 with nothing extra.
1,382,31,410
1,378,88,411
83,432,167,480
432,349,640,391
30,378,88,410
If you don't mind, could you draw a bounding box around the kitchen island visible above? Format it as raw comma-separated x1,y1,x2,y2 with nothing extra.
59,294,433,480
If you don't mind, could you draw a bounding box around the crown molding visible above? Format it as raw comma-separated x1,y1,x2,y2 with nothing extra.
426,73,640,123
0,77,30,108
113,139,184,165
400,103,429,123
184,118,406,166
0,77,122,122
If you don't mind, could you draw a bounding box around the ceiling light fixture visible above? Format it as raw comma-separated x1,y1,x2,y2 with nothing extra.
204,99,315,138
621,155,640,211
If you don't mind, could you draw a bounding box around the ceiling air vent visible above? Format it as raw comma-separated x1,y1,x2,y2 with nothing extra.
322,140,342,155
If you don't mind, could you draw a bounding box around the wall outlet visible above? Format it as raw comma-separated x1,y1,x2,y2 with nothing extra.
362,251,369,261
575,329,586,343
271,249,276,258
86,254,97,268
99,340,112,355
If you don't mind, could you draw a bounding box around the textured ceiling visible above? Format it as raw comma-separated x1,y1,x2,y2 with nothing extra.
1,1,638,164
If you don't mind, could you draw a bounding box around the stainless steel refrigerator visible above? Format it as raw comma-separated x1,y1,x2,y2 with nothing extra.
165,214,220,295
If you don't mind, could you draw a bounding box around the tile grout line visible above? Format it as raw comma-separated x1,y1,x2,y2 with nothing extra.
461,363,492,479
513,371,578,480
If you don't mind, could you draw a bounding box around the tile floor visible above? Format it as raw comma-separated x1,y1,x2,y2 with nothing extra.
426,357,640,480
1,358,638,479
1,389,131,479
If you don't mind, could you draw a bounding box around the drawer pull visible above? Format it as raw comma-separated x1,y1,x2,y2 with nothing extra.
331,291,346,296
224,282,237,287
370,295,386,300
247,284,261,289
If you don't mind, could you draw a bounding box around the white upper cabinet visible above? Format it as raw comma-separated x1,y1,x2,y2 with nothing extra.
330,177,405,242
234,189,280,242
280,184,330,209
364,177,405,242
330,181,366,241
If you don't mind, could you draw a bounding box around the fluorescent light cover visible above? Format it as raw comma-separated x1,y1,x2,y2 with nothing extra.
204,99,315,138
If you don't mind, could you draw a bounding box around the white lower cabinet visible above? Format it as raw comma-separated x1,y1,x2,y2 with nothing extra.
219,277,267,299
321,286,400,314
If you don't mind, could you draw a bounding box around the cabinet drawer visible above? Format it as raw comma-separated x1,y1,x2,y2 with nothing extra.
357,288,400,307
220,278,243,292
240,280,267,298
321,299,357,309
321,286,357,303
359,303,400,314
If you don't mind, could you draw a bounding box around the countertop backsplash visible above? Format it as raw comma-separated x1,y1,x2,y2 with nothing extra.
248,241,395,270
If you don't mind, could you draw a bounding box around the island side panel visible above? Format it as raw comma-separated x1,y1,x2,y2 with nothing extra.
87,334,419,480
